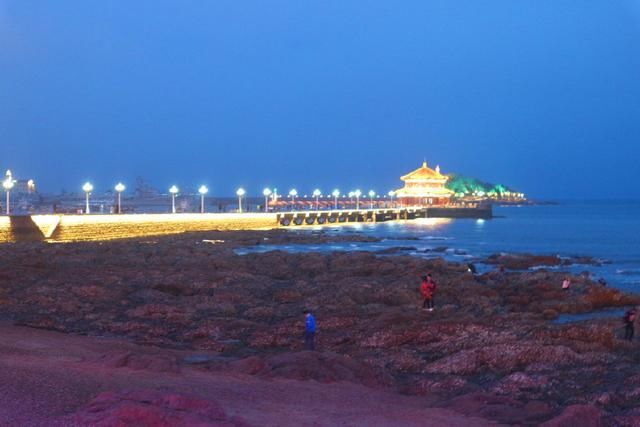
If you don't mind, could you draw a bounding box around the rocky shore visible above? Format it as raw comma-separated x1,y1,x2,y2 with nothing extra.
1,229,639,426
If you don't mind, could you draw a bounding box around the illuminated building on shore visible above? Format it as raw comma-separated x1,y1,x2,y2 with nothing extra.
394,161,454,206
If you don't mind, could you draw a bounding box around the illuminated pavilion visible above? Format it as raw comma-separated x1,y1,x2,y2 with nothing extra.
394,161,454,206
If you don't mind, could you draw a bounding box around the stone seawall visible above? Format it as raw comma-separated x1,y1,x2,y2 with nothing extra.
1,213,278,243
0,217,10,242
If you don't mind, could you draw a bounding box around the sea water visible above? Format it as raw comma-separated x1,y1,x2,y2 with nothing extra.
237,200,640,294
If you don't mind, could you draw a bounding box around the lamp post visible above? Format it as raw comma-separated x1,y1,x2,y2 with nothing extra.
368,190,375,209
169,185,179,213
288,189,297,211
354,189,362,210
312,189,321,210
263,188,272,212
82,182,93,214
114,182,125,214
387,190,395,208
236,188,245,213
2,174,14,215
332,189,340,210
198,185,208,213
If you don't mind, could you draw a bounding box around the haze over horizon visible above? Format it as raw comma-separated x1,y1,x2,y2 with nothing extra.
1,1,639,198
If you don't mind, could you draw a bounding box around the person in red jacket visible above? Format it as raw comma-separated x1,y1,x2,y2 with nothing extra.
420,274,436,311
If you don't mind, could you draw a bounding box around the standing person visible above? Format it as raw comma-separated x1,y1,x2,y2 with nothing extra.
623,308,637,341
420,274,437,311
303,310,316,350
562,278,571,290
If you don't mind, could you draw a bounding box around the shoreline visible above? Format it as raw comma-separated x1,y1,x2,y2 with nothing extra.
1,229,640,425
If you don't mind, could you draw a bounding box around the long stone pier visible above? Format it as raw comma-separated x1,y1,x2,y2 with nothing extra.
275,205,491,226
0,205,491,243
0,213,276,243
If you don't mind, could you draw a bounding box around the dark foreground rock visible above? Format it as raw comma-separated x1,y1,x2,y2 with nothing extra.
1,229,640,425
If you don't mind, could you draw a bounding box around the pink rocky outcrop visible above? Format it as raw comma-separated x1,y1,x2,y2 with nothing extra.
64,390,250,427
540,404,602,427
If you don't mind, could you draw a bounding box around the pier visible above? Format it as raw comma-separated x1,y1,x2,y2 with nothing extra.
277,205,493,227
0,204,491,243
276,205,491,226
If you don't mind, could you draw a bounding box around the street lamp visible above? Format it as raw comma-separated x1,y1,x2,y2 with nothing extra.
236,188,245,212
332,189,340,210
354,189,362,210
82,182,93,214
368,190,375,209
388,190,395,207
263,188,272,212
169,185,179,213
114,182,125,214
312,189,321,210
288,189,297,211
2,174,14,215
198,185,208,213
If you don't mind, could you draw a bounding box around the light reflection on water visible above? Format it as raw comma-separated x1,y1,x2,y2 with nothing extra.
237,202,640,294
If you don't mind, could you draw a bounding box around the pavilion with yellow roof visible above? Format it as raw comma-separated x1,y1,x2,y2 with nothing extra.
394,161,454,206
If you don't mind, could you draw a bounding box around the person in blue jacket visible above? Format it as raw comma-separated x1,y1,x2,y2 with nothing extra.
303,309,316,350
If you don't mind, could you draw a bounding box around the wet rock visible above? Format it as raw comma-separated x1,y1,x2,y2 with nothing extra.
376,246,417,254
486,253,562,270
540,404,602,427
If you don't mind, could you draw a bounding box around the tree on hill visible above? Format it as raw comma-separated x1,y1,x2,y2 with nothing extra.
445,174,519,198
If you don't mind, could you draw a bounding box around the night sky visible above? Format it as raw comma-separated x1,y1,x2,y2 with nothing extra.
1,1,639,198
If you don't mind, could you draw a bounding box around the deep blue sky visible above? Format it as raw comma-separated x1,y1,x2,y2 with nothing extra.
1,1,639,198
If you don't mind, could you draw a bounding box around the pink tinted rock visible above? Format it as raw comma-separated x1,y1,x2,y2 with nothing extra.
227,356,267,375
540,404,602,427
523,400,553,421
258,351,392,387
99,351,179,373
66,390,246,427
154,393,226,420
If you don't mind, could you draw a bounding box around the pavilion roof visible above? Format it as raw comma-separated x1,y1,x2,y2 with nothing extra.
400,161,447,182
